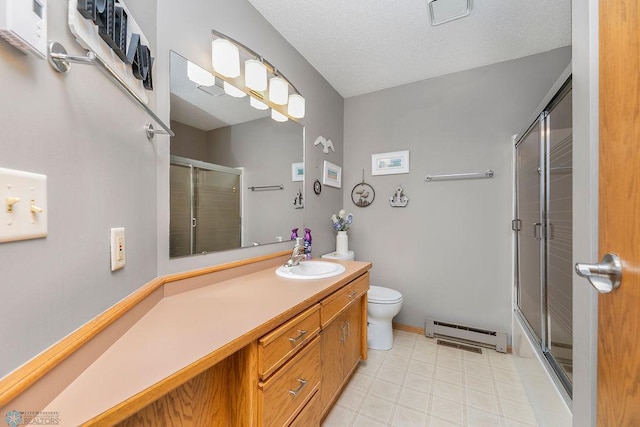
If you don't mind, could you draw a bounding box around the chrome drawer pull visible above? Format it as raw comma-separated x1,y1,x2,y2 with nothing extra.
347,290,358,299
288,329,308,344
289,378,308,396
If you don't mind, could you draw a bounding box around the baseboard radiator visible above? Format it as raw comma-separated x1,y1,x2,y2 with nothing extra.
425,318,507,353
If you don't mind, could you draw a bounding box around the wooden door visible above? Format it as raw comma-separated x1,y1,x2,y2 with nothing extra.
597,0,640,424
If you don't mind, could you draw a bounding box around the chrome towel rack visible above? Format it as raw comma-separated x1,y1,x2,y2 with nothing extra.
425,170,494,182
47,42,174,140
248,185,284,191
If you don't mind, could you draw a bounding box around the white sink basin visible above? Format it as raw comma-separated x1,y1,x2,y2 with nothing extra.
276,261,346,280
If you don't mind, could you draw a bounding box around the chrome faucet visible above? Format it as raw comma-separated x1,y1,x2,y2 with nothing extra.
284,237,306,267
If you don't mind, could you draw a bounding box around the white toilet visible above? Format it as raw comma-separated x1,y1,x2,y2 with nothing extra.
320,251,403,350
367,286,404,350
321,250,354,261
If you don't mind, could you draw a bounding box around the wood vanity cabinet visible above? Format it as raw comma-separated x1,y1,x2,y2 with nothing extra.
320,272,369,415
257,272,369,426
257,305,322,426
116,271,369,427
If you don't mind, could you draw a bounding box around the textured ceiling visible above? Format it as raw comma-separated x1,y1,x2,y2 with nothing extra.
246,0,571,98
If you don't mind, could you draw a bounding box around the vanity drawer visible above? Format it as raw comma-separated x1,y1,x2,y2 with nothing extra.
320,272,369,328
259,336,321,427
259,304,320,379
289,390,322,427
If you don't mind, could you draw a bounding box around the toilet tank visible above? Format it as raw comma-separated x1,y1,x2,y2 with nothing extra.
321,251,354,261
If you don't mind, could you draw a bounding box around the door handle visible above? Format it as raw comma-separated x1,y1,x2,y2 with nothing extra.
532,222,542,240
575,253,622,294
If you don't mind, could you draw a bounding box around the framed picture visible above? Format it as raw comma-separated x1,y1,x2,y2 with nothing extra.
371,150,410,176
292,162,304,182
322,161,342,188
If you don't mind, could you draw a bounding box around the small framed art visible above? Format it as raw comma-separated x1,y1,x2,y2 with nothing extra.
371,150,410,176
292,162,304,182
322,161,342,188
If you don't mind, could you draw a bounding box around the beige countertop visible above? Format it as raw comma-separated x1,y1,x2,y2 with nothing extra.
42,259,371,426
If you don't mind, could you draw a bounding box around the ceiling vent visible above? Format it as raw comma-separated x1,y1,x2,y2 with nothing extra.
428,0,472,26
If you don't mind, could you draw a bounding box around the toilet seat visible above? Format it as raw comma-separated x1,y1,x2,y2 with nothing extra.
368,286,403,304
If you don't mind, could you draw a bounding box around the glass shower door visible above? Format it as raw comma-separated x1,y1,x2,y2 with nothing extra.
170,157,242,257
169,163,193,258
194,168,241,253
514,79,573,396
545,88,573,384
516,119,543,342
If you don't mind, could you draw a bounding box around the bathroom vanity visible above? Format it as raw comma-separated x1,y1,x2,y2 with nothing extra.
0,252,371,426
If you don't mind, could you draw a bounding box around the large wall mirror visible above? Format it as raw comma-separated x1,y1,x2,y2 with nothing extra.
169,51,304,258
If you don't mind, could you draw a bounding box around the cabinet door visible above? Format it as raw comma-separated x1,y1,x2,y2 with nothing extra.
320,312,346,409
343,300,362,375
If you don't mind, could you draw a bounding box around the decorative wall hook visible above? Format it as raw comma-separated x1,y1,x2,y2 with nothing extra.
389,186,409,207
314,136,335,154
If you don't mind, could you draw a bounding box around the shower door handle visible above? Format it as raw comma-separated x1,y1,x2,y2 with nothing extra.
532,223,542,240
575,253,622,294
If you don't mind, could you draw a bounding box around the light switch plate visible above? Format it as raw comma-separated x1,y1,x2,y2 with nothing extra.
110,227,125,271
0,167,47,243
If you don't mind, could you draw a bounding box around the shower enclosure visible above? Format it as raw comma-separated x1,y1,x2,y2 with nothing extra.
514,78,573,396
170,156,242,257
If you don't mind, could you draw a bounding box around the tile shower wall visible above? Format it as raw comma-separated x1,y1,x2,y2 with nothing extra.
343,47,572,335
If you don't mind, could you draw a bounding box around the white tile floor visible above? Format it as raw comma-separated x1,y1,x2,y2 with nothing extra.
322,330,538,427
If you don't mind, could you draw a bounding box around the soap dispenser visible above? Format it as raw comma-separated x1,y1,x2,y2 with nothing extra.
303,228,312,260
291,228,299,240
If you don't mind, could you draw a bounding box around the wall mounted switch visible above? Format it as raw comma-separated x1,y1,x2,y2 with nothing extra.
0,167,47,243
110,227,125,271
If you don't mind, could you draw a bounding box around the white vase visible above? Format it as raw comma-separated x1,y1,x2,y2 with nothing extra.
336,231,348,255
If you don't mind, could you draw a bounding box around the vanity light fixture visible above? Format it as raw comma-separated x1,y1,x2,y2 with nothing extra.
271,109,289,122
187,61,216,87
245,59,267,91
212,38,240,78
288,94,305,119
269,75,289,105
250,96,269,110
223,81,247,98
211,29,305,121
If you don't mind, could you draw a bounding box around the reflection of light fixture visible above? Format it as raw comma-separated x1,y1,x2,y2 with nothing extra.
212,38,240,77
288,94,305,119
245,59,267,91
224,81,247,98
187,61,216,86
211,29,305,121
250,96,269,110
271,109,289,122
427,0,472,26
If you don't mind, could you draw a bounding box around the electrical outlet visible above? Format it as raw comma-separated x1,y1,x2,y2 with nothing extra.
110,227,125,271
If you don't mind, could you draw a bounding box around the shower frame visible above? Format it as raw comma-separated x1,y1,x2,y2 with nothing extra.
514,77,573,399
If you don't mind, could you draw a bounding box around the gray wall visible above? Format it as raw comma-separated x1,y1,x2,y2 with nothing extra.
343,47,571,335
0,0,158,377
170,120,209,160
0,0,344,378
156,0,345,275
208,118,304,246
